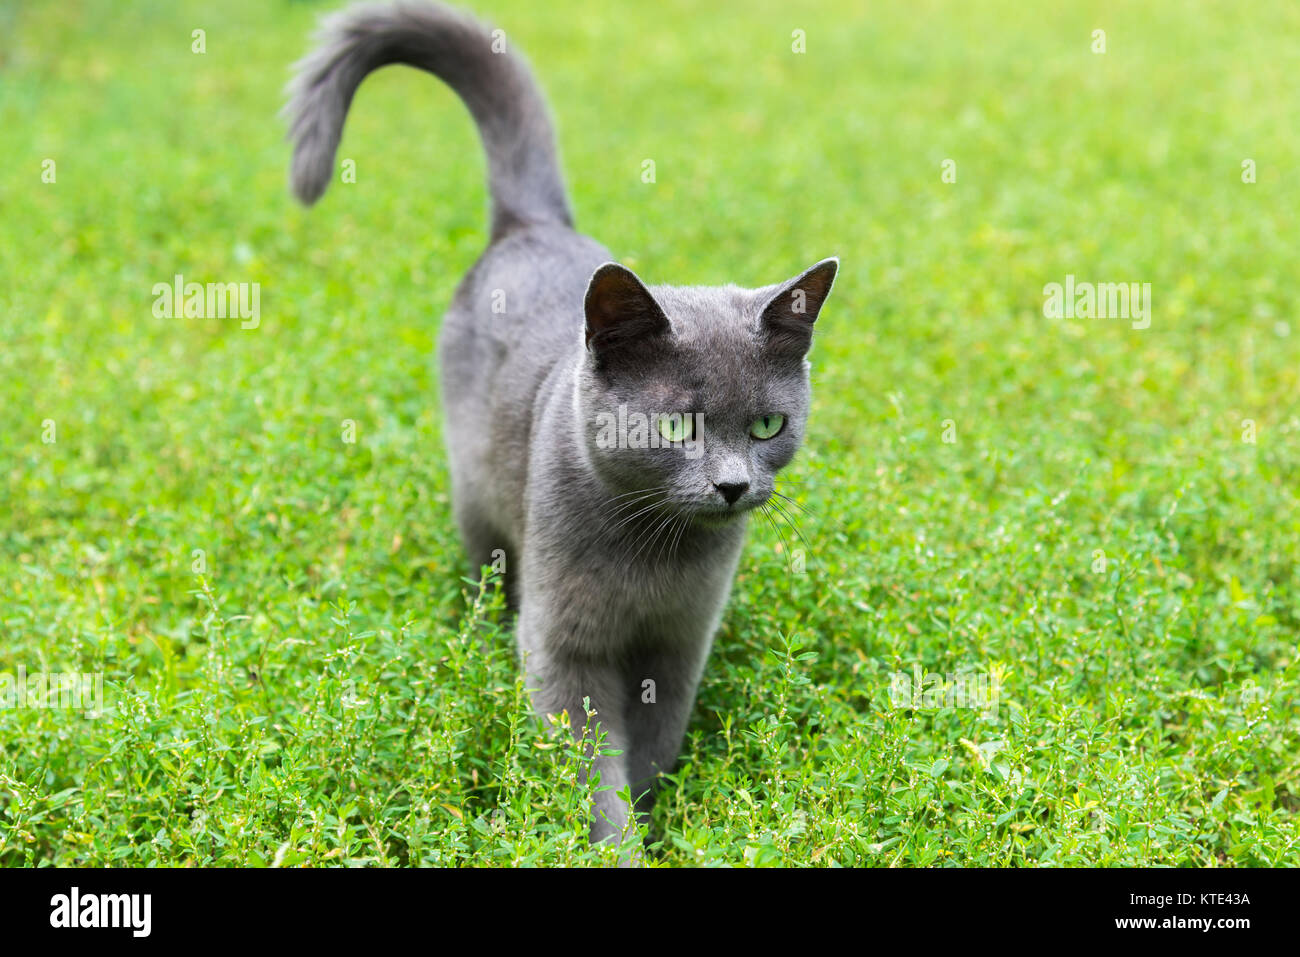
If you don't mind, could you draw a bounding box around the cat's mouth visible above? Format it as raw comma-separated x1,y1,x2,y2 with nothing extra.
689,500,760,526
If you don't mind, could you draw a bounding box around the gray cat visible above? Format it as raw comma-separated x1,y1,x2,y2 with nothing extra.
286,0,838,851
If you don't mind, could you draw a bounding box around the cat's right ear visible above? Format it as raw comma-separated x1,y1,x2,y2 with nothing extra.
584,263,672,363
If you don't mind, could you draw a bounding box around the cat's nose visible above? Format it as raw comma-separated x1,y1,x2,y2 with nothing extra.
715,481,749,505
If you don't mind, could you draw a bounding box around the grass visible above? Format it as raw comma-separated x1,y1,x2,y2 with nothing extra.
1,0,1298,866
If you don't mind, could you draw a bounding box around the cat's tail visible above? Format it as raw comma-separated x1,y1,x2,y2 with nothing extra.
285,1,573,239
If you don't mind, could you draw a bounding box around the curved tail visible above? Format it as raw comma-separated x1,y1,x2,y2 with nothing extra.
284,1,573,239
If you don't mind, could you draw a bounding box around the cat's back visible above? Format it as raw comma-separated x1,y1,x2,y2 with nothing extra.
441,225,610,385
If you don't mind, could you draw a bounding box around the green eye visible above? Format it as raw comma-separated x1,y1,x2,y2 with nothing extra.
657,413,694,443
750,414,785,440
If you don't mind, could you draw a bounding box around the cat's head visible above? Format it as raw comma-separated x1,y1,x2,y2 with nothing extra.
575,258,838,525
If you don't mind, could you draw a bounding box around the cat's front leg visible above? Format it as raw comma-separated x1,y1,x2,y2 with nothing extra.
619,638,714,821
517,627,638,849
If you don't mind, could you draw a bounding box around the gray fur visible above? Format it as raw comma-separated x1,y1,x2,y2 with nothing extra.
284,0,571,236
286,1,839,852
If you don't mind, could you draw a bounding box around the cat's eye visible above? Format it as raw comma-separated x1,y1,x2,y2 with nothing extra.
750,414,785,440
657,413,694,443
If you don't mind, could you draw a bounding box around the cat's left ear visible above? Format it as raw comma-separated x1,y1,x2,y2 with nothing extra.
759,257,839,355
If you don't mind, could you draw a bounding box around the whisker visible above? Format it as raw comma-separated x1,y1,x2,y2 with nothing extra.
625,509,677,566
652,511,680,566
759,502,794,565
606,501,664,539
773,490,816,518
768,498,809,550
600,491,667,536
597,485,670,526
606,484,669,503
665,512,691,563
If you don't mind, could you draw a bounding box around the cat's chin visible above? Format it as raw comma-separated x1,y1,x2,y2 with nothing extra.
689,506,753,528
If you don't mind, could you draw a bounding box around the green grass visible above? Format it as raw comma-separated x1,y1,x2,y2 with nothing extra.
2,0,1298,866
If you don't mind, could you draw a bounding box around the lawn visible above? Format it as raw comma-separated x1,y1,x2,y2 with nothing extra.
1,0,1297,866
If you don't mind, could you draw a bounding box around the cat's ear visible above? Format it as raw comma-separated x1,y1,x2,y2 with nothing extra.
584,263,672,360
759,257,839,355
